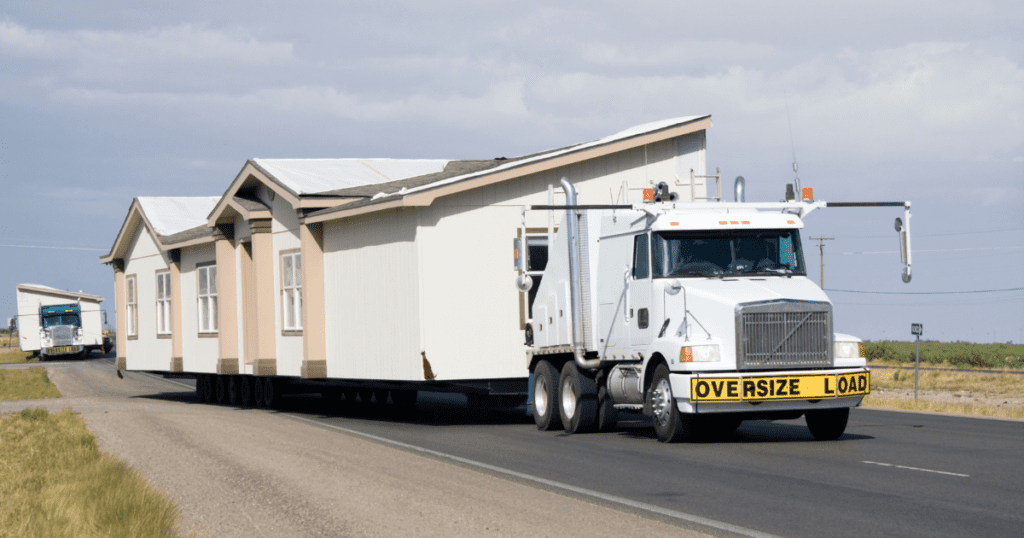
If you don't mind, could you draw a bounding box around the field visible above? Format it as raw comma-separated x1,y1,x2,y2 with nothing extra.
0,409,194,538
0,349,38,365
863,340,1024,370
863,341,1024,419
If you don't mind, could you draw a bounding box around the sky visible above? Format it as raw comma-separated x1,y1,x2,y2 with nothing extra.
1,1,1021,344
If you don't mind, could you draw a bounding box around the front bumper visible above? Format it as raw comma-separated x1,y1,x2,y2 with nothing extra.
42,344,84,356
670,367,870,414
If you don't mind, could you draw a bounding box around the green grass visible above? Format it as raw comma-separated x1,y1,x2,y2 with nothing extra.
0,409,194,538
864,340,1024,370
0,350,39,365
0,368,62,401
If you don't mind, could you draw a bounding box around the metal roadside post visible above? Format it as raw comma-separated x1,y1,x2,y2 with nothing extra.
912,323,923,400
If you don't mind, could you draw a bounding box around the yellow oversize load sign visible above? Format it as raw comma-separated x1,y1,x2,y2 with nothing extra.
690,371,870,403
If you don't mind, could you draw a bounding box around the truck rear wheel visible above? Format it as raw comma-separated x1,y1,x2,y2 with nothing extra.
532,360,562,431
559,362,597,434
597,386,619,432
805,407,850,441
650,364,695,443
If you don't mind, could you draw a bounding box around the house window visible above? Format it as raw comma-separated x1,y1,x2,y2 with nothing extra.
197,264,218,334
156,271,171,335
126,275,137,337
281,251,302,331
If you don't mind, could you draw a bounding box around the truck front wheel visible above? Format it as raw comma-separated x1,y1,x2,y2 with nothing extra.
805,407,850,441
650,364,695,443
532,360,562,431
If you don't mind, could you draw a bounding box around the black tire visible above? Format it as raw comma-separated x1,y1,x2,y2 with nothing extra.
262,377,279,409
214,375,227,404
597,386,619,432
201,374,215,403
650,364,695,443
239,376,253,407
559,362,598,434
373,389,388,405
253,377,265,408
805,407,850,441
195,374,205,401
532,360,562,431
226,376,240,405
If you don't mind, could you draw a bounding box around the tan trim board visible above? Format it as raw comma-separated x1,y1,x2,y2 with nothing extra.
216,358,239,375
301,359,327,379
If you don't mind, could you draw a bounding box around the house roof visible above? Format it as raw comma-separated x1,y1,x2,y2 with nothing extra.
137,197,220,236
251,158,450,196
17,283,104,303
104,114,712,263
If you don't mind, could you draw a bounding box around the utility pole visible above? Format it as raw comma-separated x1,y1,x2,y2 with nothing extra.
809,237,834,288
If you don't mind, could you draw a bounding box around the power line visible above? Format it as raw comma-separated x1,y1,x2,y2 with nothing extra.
809,236,833,288
0,244,107,252
831,224,1024,240
826,287,1024,295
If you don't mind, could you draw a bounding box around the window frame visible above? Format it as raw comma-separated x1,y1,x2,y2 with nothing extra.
155,271,171,337
125,274,138,339
196,263,218,335
280,249,303,334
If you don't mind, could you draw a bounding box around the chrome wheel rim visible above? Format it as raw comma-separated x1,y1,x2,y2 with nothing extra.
534,376,549,417
561,377,576,420
652,378,673,427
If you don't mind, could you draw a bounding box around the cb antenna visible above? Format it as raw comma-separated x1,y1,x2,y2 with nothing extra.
785,90,801,199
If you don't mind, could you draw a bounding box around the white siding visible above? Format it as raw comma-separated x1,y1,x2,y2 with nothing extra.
123,226,172,371
180,243,217,373
323,209,421,380
271,195,303,376
318,134,705,382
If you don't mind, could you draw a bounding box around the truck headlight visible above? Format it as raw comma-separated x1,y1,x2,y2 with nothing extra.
681,344,720,363
834,341,863,358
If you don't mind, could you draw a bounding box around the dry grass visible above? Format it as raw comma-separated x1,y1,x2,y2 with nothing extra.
0,368,62,401
0,409,195,538
0,350,39,365
863,366,1024,420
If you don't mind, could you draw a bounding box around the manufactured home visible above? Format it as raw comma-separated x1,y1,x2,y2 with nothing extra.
101,116,714,405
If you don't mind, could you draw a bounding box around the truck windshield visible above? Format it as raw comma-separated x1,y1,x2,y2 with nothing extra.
43,314,80,327
652,229,806,278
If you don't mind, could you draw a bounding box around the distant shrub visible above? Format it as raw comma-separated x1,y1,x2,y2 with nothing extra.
864,341,1024,370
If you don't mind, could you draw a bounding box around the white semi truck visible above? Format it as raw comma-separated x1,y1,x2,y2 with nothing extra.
519,177,911,442
15,284,111,360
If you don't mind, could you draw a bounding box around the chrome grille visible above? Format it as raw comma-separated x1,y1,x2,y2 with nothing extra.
50,325,74,346
736,300,832,370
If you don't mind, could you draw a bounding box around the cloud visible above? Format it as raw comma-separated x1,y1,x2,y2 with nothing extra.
0,20,293,64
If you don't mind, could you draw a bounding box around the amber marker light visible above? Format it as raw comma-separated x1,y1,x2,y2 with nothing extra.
680,347,693,362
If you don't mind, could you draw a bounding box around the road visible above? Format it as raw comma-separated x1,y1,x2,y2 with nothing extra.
5,357,1023,538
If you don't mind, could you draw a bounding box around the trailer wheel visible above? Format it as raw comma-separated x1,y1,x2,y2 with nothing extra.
239,376,253,407
597,386,619,432
373,389,388,406
195,375,205,401
201,374,215,403
357,389,373,405
559,362,598,434
650,364,694,443
262,377,279,409
226,375,240,405
532,360,562,431
214,375,227,404
253,377,265,408
805,407,850,441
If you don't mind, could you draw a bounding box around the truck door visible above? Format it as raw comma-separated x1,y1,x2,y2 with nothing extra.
629,233,653,347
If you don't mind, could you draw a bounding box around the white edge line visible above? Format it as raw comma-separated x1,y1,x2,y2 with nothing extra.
862,460,969,478
134,367,783,538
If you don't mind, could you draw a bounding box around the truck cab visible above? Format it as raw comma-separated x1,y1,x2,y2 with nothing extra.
38,304,87,360
523,178,891,442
